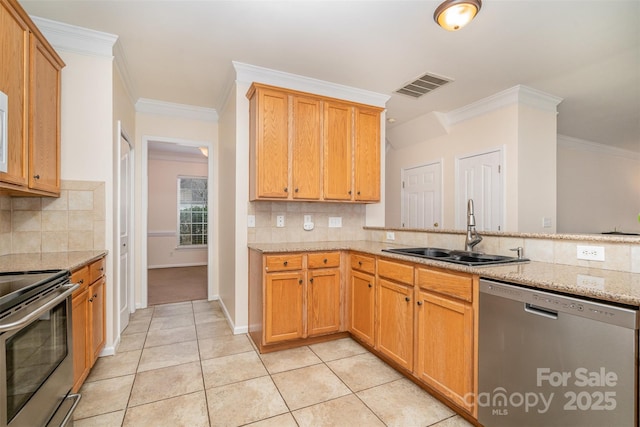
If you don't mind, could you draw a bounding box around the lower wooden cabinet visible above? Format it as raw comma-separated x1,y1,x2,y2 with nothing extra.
71,255,106,392
249,249,343,352
415,289,474,412
348,253,376,346
376,278,414,370
414,266,476,414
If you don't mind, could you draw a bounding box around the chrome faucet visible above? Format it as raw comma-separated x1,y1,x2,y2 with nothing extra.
465,199,483,251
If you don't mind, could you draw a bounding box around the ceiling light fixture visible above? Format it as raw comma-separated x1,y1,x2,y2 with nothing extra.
434,0,482,31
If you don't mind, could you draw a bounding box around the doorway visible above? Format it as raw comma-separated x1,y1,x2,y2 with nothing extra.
142,137,213,308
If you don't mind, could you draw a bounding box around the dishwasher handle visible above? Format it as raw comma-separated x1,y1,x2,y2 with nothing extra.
524,303,558,319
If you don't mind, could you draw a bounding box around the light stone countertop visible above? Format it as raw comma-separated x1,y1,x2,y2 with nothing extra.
0,251,108,273
248,240,640,307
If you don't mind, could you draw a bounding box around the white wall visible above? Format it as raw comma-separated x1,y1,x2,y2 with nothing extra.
557,136,640,234
386,87,560,233
217,85,238,327
147,158,208,268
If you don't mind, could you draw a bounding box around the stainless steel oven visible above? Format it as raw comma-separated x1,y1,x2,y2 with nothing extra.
0,270,79,427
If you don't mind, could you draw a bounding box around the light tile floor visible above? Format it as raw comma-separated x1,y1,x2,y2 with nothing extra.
73,300,474,427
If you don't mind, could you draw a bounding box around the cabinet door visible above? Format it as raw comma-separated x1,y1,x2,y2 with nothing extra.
354,107,380,201
376,278,413,370
349,269,375,346
71,288,89,393
292,96,321,199
323,101,352,200
264,271,304,343
89,276,106,363
28,34,61,194
416,290,474,412
253,87,289,199
307,268,341,336
0,1,28,186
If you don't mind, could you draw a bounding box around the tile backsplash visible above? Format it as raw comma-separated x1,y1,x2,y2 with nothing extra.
247,201,366,243
0,180,105,255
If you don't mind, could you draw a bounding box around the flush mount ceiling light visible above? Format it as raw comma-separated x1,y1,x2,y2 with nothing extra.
434,0,482,31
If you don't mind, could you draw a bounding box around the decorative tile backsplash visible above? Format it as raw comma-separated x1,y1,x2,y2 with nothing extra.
247,201,367,244
0,180,105,255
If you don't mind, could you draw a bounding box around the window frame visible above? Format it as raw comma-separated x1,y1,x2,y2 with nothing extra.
176,175,208,249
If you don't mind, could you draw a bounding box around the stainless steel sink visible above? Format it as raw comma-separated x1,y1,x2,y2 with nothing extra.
382,247,529,266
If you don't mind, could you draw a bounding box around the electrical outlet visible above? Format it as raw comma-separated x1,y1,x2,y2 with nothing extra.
542,217,552,228
276,215,285,228
577,245,605,261
247,215,256,228
328,217,342,228
304,215,312,224
386,231,395,241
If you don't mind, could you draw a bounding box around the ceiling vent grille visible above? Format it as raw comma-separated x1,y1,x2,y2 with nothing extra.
395,73,452,98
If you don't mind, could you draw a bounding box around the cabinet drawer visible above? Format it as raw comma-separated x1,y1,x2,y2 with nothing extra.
377,259,414,285
89,257,106,283
308,252,340,269
416,267,473,302
350,253,375,274
265,254,303,272
71,266,89,296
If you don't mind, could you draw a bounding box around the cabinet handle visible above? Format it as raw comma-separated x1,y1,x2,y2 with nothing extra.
283,261,288,266
79,279,84,284
310,278,314,284
284,187,288,193
295,188,299,193
357,191,361,195
93,293,98,298
358,261,363,266
33,174,40,180
323,258,327,264
298,279,303,285
368,283,372,288
417,301,423,306
405,297,410,302
348,190,352,195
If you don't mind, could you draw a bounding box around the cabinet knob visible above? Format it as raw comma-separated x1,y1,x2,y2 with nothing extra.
79,279,84,284
348,190,352,195
283,261,288,266
298,279,303,285
358,261,363,266
310,278,314,284
295,188,299,193
405,297,410,302
368,283,372,288
284,187,288,193
417,301,423,306
357,191,361,195
33,174,40,180
323,258,328,264
433,222,439,228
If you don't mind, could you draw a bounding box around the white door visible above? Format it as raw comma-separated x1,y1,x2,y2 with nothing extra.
402,162,442,228
456,150,503,231
118,125,133,333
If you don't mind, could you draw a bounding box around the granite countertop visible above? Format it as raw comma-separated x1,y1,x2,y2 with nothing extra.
0,250,108,273
249,241,640,307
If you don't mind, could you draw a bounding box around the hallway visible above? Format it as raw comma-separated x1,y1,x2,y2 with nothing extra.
73,300,473,426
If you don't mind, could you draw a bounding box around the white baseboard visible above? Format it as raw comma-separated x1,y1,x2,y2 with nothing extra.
148,262,207,269
217,297,248,334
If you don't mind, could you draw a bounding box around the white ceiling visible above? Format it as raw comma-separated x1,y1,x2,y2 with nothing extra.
20,0,640,152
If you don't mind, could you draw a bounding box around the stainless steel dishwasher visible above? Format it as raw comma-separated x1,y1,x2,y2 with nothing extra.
478,278,638,427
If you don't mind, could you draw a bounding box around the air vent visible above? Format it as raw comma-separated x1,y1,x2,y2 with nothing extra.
395,73,452,98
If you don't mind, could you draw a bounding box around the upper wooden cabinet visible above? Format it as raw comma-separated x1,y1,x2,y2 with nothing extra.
247,82,382,203
0,0,64,197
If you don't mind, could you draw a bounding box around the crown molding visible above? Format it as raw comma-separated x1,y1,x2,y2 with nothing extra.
233,61,390,108
558,134,640,160
136,98,218,122
446,85,563,127
113,40,138,105
30,16,117,58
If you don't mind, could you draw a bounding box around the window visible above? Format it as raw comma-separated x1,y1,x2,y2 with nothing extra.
178,176,207,247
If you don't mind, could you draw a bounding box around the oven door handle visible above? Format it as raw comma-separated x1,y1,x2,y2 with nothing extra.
0,283,79,332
